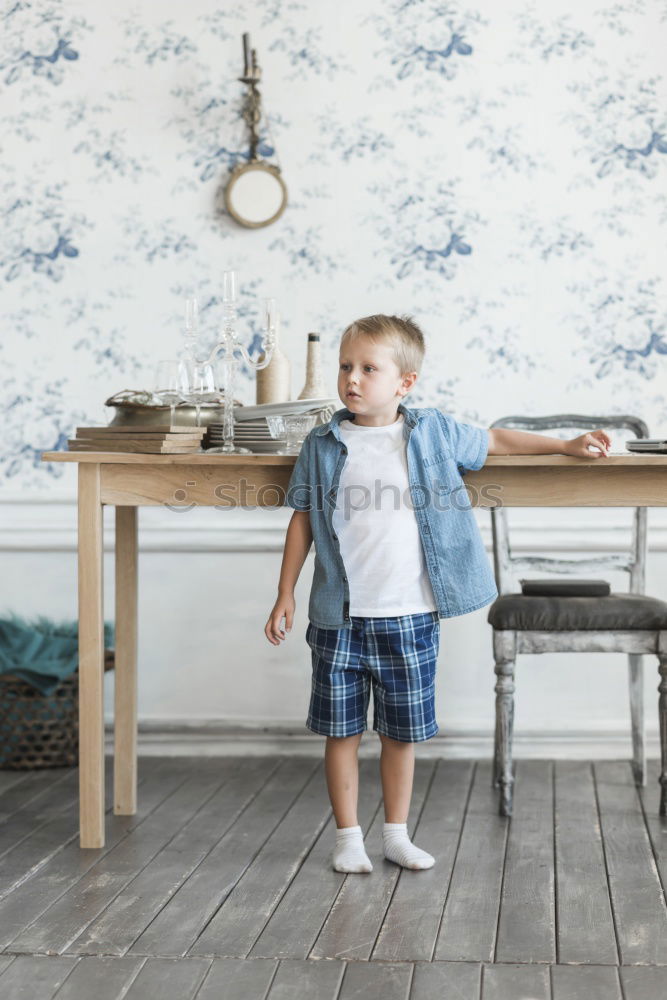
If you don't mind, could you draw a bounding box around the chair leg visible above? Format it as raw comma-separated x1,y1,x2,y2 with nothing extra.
628,653,646,786
494,656,516,817
658,654,667,816
492,703,501,789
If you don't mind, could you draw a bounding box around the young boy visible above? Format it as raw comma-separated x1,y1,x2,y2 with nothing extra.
264,314,611,874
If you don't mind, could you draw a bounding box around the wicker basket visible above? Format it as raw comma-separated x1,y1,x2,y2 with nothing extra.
0,650,115,769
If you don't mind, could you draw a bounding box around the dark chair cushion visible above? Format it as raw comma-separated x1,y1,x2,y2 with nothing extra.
487,592,667,631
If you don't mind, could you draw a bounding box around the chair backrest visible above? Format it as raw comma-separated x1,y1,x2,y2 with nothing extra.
488,414,649,596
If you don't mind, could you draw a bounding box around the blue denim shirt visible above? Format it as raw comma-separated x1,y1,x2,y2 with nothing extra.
285,401,498,629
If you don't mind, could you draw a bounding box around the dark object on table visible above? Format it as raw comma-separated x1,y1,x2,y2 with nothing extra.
626,439,667,453
520,578,611,597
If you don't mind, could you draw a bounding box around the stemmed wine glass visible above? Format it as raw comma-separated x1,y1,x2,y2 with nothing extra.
154,360,185,427
180,361,217,429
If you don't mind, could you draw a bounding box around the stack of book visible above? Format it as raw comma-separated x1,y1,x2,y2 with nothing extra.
68,426,206,454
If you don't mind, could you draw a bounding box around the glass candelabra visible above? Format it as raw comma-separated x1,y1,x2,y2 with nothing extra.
183,296,199,362
200,270,276,454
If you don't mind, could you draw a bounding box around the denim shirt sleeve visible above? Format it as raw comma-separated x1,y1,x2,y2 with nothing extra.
436,411,489,474
285,430,314,511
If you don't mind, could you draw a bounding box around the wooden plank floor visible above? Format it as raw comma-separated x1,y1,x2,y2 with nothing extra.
0,755,666,998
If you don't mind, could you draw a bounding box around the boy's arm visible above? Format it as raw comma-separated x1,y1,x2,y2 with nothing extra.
487,427,611,458
278,510,313,596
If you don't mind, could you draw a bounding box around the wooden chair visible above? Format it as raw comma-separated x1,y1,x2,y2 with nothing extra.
486,413,667,817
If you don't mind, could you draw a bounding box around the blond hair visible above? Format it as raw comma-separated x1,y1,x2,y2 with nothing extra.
340,314,425,377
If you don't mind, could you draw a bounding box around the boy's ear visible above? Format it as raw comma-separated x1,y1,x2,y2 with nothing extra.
400,371,418,395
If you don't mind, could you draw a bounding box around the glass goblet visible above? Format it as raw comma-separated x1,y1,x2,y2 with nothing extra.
267,413,318,455
266,415,288,454
180,361,217,430
154,360,185,427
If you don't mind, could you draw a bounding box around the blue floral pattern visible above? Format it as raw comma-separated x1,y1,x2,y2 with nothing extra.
2,0,665,488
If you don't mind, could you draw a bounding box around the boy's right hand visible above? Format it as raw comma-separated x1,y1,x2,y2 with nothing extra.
265,593,296,645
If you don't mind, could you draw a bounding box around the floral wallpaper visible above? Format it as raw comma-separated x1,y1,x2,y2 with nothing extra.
3,0,666,491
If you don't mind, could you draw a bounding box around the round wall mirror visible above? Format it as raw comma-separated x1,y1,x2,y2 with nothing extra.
224,161,288,229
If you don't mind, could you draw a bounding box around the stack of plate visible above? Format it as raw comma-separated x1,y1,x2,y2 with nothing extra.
206,397,339,454
208,419,285,453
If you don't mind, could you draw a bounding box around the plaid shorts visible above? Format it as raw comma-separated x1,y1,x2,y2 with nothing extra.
305,611,440,742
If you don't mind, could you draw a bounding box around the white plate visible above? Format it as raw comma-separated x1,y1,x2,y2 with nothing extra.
204,442,291,454
232,398,339,422
231,427,274,434
209,431,274,438
210,432,278,441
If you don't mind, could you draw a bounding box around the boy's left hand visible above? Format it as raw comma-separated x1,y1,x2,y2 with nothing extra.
564,429,611,458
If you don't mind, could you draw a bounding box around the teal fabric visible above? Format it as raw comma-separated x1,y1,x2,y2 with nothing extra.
0,615,115,695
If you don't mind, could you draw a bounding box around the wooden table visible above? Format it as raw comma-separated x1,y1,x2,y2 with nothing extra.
40,450,667,847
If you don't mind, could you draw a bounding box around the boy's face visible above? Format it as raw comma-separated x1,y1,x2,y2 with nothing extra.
337,336,417,420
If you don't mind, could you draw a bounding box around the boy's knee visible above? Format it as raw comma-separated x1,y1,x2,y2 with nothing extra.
378,732,413,746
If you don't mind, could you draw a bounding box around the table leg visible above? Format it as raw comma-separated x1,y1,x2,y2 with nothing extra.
114,505,138,815
78,464,105,848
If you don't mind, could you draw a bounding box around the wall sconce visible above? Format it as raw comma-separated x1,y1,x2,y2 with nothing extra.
223,32,288,229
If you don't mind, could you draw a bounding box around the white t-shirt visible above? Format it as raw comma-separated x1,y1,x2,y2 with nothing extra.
331,411,438,616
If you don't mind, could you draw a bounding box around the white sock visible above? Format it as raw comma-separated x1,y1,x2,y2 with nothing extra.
332,825,373,873
383,821,435,870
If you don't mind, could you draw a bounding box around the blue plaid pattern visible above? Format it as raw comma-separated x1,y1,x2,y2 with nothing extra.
305,611,440,742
